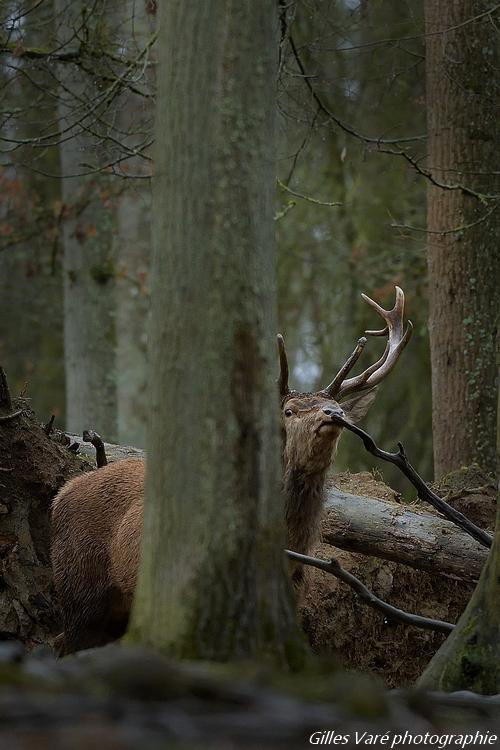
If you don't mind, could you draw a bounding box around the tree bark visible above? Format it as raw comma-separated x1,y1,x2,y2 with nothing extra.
55,0,117,441
323,488,487,583
417,496,500,692
128,1,304,664
425,0,500,480
114,0,155,449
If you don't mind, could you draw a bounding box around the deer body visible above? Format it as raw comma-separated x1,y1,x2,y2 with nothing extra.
51,459,144,654
51,287,411,654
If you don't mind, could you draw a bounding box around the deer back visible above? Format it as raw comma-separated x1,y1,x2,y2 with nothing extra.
51,458,144,653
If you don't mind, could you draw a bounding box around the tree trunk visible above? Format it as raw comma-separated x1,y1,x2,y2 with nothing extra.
55,0,117,441
417,493,500,692
115,189,150,448
128,1,304,665
114,0,154,449
425,1,500,480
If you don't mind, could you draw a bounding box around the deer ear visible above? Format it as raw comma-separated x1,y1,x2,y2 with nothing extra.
340,388,377,423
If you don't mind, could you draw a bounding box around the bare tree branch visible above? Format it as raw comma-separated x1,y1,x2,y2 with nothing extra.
332,416,493,549
285,549,454,634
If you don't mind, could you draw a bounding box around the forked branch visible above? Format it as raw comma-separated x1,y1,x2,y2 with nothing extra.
285,550,454,634
82,430,108,468
333,416,493,549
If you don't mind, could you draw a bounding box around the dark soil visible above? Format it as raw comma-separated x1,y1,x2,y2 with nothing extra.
0,398,90,645
433,465,496,530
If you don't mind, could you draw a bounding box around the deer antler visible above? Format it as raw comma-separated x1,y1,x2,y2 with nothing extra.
323,286,413,401
277,334,291,402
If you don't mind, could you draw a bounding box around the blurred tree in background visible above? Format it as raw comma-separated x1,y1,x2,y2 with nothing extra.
0,0,155,444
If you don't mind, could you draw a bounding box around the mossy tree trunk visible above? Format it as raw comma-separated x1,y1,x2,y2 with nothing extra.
417,495,500,693
418,343,500,692
129,2,304,666
425,1,500,480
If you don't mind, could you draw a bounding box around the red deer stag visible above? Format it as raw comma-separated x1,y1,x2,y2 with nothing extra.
51,287,411,654
279,287,412,582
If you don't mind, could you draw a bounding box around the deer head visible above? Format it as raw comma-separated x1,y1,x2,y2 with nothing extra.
278,286,413,476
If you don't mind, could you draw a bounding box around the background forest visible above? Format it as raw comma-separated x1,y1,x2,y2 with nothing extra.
2,0,431,486
2,0,498,489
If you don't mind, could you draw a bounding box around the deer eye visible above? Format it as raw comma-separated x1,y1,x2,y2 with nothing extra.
284,408,293,417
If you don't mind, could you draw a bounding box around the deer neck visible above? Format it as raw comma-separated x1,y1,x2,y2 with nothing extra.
283,463,329,557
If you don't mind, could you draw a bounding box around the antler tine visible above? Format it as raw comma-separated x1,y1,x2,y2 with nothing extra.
323,337,367,398
333,286,413,401
277,334,291,401
318,286,409,399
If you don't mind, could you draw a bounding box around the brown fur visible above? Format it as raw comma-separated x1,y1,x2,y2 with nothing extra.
50,459,144,655
281,390,376,583
51,391,375,654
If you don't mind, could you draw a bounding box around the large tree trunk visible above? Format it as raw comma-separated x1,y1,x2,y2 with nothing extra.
425,1,500,480
128,2,304,664
55,0,117,441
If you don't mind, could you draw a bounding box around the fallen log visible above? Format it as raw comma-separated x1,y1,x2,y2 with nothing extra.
323,488,487,584
68,434,488,584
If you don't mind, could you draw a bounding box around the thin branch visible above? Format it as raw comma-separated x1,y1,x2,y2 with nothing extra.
333,416,493,549
274,200,296,221
82,430,108,468
277,178,341,207
390,199,500,236
378,147,496,205
288,36,426,146
285,550,454,635
0,409,23,423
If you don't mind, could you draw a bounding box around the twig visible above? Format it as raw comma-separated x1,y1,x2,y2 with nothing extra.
277,179,342,207
333,416,493,549
0,409,23,423
82,430,108,468
274,200,296,221
288,36,425,146
378,147,495,204
0,368,12,411
44,415,55,435
285,550,454,634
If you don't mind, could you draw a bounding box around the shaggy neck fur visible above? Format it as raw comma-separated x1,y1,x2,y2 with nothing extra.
283,435,340,557
284,466,328,556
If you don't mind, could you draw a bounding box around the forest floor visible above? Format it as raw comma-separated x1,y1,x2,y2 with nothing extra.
0,641,499,749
